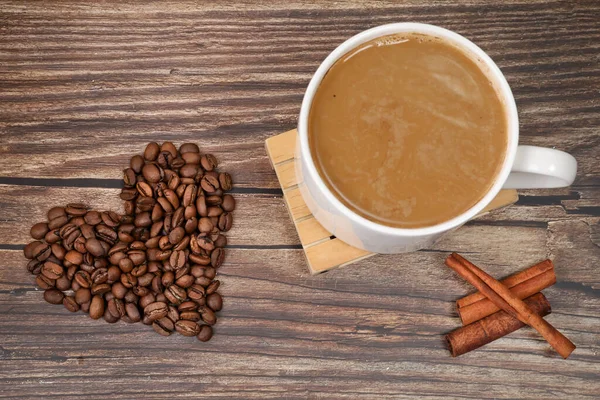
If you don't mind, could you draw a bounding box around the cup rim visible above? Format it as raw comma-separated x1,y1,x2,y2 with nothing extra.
298,23,519,237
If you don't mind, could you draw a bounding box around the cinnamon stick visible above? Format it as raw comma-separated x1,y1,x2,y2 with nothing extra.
446,253,576,358
447,293,551,357
458,268,556,325
457,259,554,308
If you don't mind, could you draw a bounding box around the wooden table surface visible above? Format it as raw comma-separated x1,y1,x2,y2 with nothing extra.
1,1,599,398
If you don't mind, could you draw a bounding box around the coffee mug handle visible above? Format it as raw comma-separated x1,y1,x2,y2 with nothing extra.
503,145,577,189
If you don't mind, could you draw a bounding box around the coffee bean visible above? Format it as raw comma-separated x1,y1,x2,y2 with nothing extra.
219,172,233,191
187,284,205,301
181,185,197,207
173,236,190,251
180,311,201,321
164,285,186,305
200,175,219,193
41,261,64,280
63,296,79,312
153,317,175,336
136,197,156,213
44,288,64,305
200,154,218,171
158,141,177,158
180,143,199,154
128,250,146,266
30,223,49,240
137,181,154,197
184,217,198,234
83,211,102,226
107,298,126,319
55,275,71,291
120,187,138,201
180,163,199,178
85,238,105,257
169,227,185,245
207,292,223,311
64,250,83,266
199,306,217,326
72,288,90,305
222,194,235,212
44,229,61,244
134,212,152,228
175,274,195,288
125,303,141,322
144,301,168,322
214,234,227,248
142,163,161,183
169,250,186,270
198,217,213,233
197,325,213,342
142,142,159,160
47,206,66,221
182,152,201,165
47,215,68,231
129,154,144,173
121,273,137,288
211,248,225,268
74,270,92,288
65,203,88,217
78,224,94,240
175,320,201,337
189,253,211,266
218,212,233,232
123,168,137,187
91,283,111,296
177,301,198,312
206,280,220,294
36,274,55,290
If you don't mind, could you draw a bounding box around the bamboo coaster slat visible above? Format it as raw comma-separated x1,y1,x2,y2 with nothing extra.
266,129,519,275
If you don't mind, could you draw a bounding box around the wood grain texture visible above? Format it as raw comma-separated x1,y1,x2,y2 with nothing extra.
0,0,599,398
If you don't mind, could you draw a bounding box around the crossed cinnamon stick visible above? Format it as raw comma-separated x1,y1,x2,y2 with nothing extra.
445,253,575,358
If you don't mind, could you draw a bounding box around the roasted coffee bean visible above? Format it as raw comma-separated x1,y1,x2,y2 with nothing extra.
167,174,181,192
178,301,198,312
196,236,215,252
134,212,152,227
163,214,173,233
180,143,199,154
109,282,126,299
44,288,64,305
47,206,66,221
172,207,185,228
180,311,201,321
136,197,156,214
207,292,223,311
182,152,201,165
218,212,233,232
147,248,171,262
222,194,235,212
175,274,195,288
125,303,141,322
137,181,154,197
83,238,104,257
124,200,135,215
132,285,150,297
73,236,87,253
175,320,201,337
198,217,213,233
27,260,43,275
195,195,208,217
204,195,220,206
144,301,168,322
169,250,186,269
160,141,177,158
139,273,155,289
214,234,227,248
157,151,173,169
157,197,173,214
123,168,137,187
63,296,79,312
107,298,126,319
24,241,44,259
74,288,91,305
159,235,173,251
169,227,185,245
219,172,233,191
84,210,102,225
64,250,83,266
187,284,205,301
124,290,139,304
164,285,187,305
139,293,156,309
199,306,217,326
118,256,133,273
104,310,119,323
206,280,220,294
120,187,138,201
44,229,61,244
107,265,122,284
30,223,49,240
207,206,223,218
128,250,146,266
181,185,197,207
131,263,148,278
121,273,137,288
200,154,217,171
200,175,219,193
184,217,198,234
180,163,198,178
41,261,64,280
91,283,111,296
55,275,72,291
101,211,121,228
90,295,105,319
153,317,175,336
78,224,95,240
36,274,55,290
65,203,88,217
32,242,52,261
197,325,213,342
189,253,211,266
130,154,145,173
142,163,161,183
143,142,159,160
163,188,179,209
173,236,190,251
211,248,225,268
161,271,175,288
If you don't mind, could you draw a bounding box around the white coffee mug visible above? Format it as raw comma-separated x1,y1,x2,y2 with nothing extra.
296,23,577,254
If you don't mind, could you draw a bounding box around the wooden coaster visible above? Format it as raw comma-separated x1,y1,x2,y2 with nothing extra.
266,129,519,275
